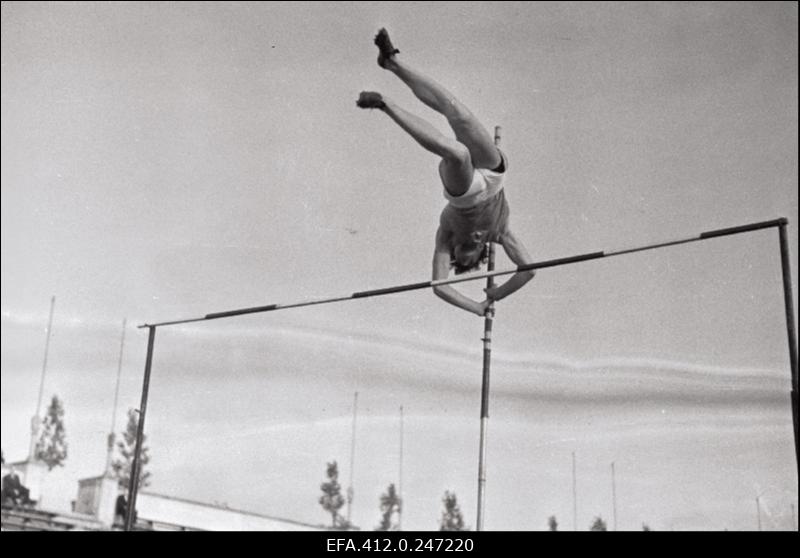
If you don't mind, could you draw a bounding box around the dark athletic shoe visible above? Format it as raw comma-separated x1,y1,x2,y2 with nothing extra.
356,91,385,109
374,28,399,68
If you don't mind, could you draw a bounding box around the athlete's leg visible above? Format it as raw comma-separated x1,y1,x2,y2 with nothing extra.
357,92,473,196
374,29,501,170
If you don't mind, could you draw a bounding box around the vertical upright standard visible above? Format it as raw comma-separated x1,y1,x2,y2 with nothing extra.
476,125,501,531
124,326,156,531
777,222,799,472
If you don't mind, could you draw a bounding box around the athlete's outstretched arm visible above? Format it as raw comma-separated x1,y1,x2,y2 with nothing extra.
432,227,489,316
485,229,536,302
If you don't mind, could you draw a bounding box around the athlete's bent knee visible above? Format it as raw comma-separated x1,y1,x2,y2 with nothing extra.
442,142,471,164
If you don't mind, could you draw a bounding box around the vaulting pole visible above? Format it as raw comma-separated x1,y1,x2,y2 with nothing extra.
476,126,501,531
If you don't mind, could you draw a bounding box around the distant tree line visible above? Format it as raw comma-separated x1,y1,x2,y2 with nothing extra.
317,461,658,531
317,462,468,531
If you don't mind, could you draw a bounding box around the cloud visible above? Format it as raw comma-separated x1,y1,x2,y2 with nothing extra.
136,318,786,378
2,312,790,423
142,320,788,405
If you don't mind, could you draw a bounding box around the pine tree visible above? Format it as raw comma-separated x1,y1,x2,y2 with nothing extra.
111,408,151,490
439,491,467,531
548,515,558,531
319,461,349,529
376,483,402,531
590,516,608,531
34,395,67,470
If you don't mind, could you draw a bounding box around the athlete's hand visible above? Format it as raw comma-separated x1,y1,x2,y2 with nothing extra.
475,299,494,317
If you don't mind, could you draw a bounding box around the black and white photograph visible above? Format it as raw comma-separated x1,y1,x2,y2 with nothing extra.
1,1,797,538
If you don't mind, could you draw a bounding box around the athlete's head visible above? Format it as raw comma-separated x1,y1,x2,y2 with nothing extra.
451,231,489,274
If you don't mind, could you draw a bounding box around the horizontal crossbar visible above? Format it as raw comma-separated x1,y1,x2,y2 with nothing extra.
138,218,787,329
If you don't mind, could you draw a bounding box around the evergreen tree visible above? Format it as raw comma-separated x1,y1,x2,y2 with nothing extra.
642,523,651,531
111,408,151,490
548,515,558,531
439,491,467,531
590,516,608,531
34,395,67,470
319,461,350,529
376,483,402,531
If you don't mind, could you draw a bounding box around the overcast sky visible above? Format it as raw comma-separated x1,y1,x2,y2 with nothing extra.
1,2,797,531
